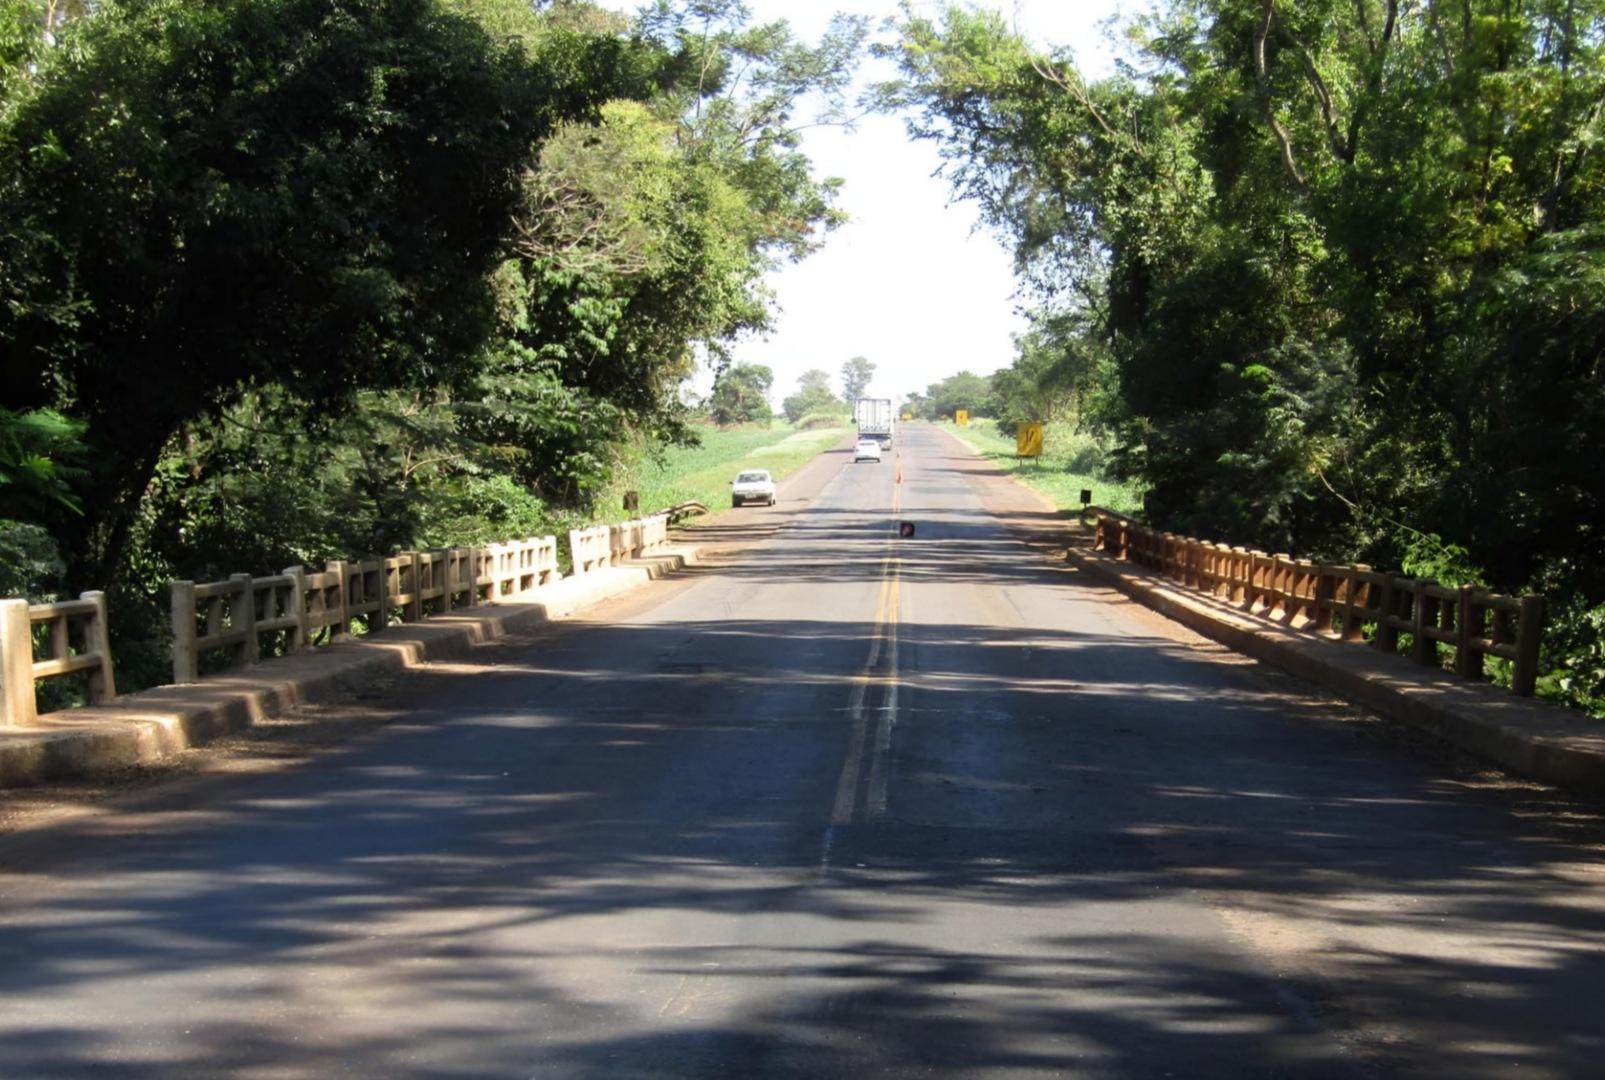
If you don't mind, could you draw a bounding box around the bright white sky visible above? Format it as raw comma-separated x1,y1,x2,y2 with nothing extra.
715,0,1127,407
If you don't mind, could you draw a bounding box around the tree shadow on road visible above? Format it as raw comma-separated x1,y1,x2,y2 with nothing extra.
2,490,1604,1076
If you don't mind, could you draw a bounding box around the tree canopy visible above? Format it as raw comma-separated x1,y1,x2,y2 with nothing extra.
885,0,1605,713
0,0,862,691
709,363,774,425
782,368,845,423
840,356,875,402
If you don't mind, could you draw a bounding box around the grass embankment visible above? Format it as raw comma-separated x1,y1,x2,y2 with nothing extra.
944,420,1145,518
603,421,852,519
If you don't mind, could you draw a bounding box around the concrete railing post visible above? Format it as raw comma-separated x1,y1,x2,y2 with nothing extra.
1293,560,1316,626
1513,595,1545,697
406,552,424,623
1268,556,1289,620
1313,567,1336,633
1455,584,1480,680
172,581,198,683
282,566,310,654
1410,579,1434,667
326,560,351,638
479,545,498,604
231,573,258,667
1375,577,1402,654
0,598,37,727
82,590,116,702
459,548,474,605
1344,565,1372,641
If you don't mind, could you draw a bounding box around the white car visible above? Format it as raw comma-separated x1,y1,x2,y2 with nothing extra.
730,469,776,507
854,438,883,463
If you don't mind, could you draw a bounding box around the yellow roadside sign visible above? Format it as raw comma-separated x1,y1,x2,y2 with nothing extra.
900,412,912,421
955,409,969,426
1017,422,1044,458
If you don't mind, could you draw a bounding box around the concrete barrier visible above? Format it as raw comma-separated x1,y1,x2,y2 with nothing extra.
9,517,661,733
1066,539,1605,794
569,525,611,574
2,542,704,787
608,519,643,564
0,593,116,726
1092,508,1546,698
642,514,669,552
171,540,557,685
477,537,558,602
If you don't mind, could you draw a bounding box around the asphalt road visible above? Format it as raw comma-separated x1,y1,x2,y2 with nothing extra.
2,424,1604,1079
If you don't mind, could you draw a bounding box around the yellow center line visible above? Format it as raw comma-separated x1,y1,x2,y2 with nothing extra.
828,465,906,827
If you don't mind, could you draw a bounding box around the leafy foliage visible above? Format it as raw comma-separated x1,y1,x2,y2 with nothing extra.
782,368,846,423
840,356,875,403
886,0,1605,714
0,0,560,584
0,0,862,694
905,370,998,419
708,363,774,425
0,405,83,518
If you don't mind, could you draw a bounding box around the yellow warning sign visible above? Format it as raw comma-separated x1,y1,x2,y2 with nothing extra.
955,409,969,427
1017,422,1044,458
900,412,912,421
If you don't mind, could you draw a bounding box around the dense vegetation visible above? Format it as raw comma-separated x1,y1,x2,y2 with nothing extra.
0,0,863,691
947,420,1145,518
885,1,1605,715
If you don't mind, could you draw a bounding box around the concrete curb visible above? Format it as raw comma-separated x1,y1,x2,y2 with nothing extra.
0,547,699,788
1065,541,1605,794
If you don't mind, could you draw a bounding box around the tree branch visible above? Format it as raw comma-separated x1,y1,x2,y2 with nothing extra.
1289,36,1350,162
1254,0,1308,190
1343,0,1397,160
1029,55,1130,149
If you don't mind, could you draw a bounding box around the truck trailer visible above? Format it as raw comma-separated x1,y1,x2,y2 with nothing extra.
854,397,895,448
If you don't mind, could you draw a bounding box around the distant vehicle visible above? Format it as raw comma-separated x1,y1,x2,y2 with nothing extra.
854,397,895,448
854,438,883,463
730,469,776,507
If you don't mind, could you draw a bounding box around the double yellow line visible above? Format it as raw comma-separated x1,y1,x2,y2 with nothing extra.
829,459,904,825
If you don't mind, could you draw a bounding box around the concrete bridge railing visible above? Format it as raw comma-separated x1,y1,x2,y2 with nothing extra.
0,592,116,726
570,525,611,574
1093,509,1546,696
169,537,562,685
572,513,672,575
0,510,686,726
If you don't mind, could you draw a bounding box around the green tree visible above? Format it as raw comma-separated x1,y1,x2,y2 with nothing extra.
0,405,83,518
840,355,875,402
782,368,843,423
708,364,774,425
486,0,866,497
1,1,40,102
924,371,997,418
0,0,565,585
885,0,1605,712
0,0,864,690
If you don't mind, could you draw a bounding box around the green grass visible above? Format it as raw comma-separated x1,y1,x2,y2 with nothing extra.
602,422,852,520
944,419,1146,517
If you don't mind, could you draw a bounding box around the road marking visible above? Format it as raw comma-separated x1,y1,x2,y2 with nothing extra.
864,562,899,821
827,473,904,832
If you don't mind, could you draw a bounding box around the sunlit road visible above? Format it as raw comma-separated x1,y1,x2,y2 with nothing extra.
3,424,1605,1078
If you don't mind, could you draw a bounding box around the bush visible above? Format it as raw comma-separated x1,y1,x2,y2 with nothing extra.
795,410,849,430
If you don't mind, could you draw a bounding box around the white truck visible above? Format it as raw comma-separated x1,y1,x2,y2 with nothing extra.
854,397,895,449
